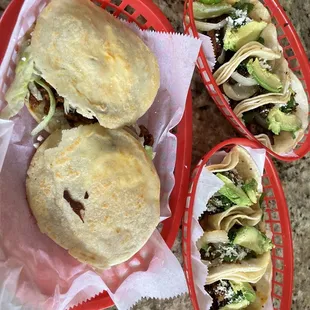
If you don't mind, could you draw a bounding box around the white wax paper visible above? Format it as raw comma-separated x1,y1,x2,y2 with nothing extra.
0,0,202,309
190,146,272,310
198,33,216,71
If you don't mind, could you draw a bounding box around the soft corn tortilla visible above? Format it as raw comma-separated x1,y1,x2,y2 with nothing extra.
248,261,273,310
30,0,160,129
206,252,271,284
233,70,309,154
206,145,262,193
26,124,160,269
248,0,271,24
213,42,281,85
202,204,262,232
197,230,272,285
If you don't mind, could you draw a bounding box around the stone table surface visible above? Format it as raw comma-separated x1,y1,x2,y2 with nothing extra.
1,0,309,309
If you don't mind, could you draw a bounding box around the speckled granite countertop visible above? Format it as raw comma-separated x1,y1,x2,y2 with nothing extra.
1,0,309,309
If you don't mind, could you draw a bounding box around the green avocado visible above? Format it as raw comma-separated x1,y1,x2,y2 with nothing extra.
193,2,232,20
198,0,222,4
230,281,256,303
216,173,252,207
219,281,256,309
242,178,258,204
232,226,273,255
247,58,283,93
144,145,155,160
223,21,267,52
267,107,302,135
220,299,250,310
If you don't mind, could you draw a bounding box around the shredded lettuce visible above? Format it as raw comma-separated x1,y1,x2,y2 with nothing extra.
144,145,156,160
30,79,56,136
2,46,37,119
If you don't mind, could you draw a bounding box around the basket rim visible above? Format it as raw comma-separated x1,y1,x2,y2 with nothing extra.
182,137,294,310
183,0,310,162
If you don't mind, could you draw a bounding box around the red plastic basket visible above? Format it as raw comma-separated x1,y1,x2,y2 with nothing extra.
0,0,192,309
182,138,294,310
183,0,310,162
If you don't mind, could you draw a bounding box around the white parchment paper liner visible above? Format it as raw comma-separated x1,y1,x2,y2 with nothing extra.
190,146,275,310
0,0,203,309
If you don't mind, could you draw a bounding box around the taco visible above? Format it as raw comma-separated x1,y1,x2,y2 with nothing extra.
26,124,160,269
196,147,272,309
197,228,272,309
2,0,160,135
199,146,262,225
192,0,309,154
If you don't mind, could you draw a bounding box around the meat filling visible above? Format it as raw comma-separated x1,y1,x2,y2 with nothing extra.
243,104,275,145
139,125,154,147
29,81,97,127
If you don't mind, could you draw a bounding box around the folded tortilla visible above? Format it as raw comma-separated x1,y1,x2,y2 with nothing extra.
197,231,271,285
233,69,309,154
214,19,309,155
203,204,262,232
206,145,262,193
198,146,272,306
26,124,160,269
206,251,271,285
30,0,160,129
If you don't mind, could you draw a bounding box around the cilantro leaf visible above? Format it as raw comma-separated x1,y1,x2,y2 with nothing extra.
280,95,299,114
233,1,254,13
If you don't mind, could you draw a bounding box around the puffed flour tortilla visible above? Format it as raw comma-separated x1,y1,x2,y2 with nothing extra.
21,0,160,129
26,124,160,269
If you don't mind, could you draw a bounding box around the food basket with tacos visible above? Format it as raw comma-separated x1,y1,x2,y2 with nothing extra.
183,0,310,161
182,138,293,310
0,0,201,309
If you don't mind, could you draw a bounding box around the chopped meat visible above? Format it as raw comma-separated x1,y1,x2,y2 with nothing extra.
236,62,249,77
43,96,65,114
248,123,275,145
30,79,98,126
207,30,221,58
63,190,85,223
64,111,97,127
29,93,41,110
139,125,154,147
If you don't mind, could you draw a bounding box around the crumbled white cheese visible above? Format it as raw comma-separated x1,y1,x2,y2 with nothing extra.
37,135,44,142
215,281,235,300
21,57,27,62
227,9,252,28
33,143,40,149
259,58,272,71
206,204,219,213
218,243,249,262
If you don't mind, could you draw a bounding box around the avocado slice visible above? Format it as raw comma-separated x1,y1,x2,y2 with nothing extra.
241,178,258,203
219,281,256,309
216,173,253,207
230,281,256,303
220,299,250,310
231,226,273,255
198,0,222,4
193,2,232,20
247,58,283,93
223,21,267,52
267,107,302,135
